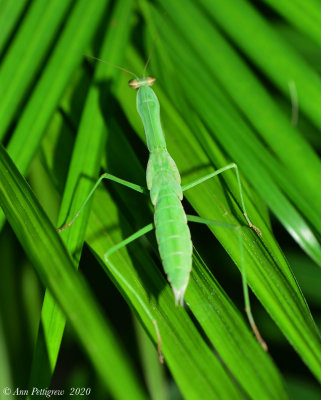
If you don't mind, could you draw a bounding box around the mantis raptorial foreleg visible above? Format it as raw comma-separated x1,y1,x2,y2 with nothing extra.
182,162,262,235
187,215,267,351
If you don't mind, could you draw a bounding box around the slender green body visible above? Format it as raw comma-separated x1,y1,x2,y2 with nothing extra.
59,67,266,351
137,85,192,305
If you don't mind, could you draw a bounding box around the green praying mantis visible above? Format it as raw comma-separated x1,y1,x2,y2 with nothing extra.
58,56,267,361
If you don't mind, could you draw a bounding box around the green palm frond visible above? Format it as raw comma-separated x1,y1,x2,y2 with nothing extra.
1,0,321,398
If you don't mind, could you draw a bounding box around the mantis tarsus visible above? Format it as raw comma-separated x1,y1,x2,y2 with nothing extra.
58,58,267,362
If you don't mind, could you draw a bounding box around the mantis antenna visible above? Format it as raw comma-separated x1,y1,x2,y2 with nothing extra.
142,37,158,78
84,54,138,79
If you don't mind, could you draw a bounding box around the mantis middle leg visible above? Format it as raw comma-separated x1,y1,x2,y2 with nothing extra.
58,173,163,361
58,172,147,231
182,163,261,235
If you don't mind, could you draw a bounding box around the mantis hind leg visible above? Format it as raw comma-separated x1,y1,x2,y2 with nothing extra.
182,163,261,236
187,214,267,351
102,223,164,363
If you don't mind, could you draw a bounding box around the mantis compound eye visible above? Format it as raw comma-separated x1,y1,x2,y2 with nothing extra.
128,77,156,89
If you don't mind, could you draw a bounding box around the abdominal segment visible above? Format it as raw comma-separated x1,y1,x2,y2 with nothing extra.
154,189,193,294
